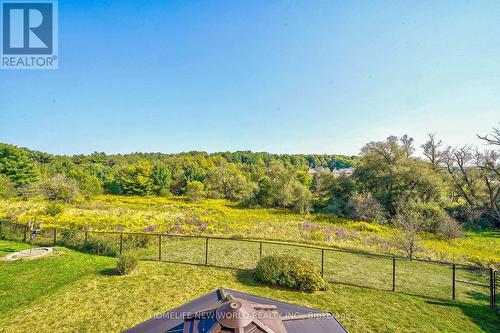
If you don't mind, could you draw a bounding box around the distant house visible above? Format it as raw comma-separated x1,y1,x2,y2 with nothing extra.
125,288,348,333
331,167,355,177
307,168,319,175
309,167,355,177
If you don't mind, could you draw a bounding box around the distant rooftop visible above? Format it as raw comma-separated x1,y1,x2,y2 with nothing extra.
308,167,355,176
331,167,354,176
125,288,348,333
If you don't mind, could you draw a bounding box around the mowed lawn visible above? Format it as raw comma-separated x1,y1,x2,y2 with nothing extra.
0,241,498,333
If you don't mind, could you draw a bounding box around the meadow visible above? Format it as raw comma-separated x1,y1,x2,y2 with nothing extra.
0,240,498,333
0,195,498,267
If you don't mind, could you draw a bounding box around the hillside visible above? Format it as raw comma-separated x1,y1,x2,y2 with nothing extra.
1,195,498,266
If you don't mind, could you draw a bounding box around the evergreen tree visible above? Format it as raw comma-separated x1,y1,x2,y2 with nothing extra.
0,144,39,186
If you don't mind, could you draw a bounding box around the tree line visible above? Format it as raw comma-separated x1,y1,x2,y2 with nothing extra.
0,148,354,210
0,126,498,239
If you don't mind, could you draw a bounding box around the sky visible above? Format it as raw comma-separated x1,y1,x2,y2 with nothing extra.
1,0,499,156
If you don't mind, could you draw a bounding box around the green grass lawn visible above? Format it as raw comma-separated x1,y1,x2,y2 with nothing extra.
0,240,498,333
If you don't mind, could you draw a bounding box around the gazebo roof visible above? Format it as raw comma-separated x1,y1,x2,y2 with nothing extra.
125,288,348,333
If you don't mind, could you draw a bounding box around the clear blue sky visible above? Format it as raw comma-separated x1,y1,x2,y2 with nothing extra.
1,0,499,156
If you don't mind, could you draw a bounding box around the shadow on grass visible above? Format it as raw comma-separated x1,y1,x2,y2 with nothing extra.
326,278,492,307
99,268,119,276
235,269,500,331
0,248,21,253
327,277,499,332
53,242,118,258
139,258,254,273
326,279,393,292
234,270,318,294
235,270,257,286
425,299,499,333
465,290,491,303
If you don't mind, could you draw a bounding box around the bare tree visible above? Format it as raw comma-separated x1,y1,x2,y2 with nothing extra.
478,125,500,146
437,126,500,226
474,142,500,225
400,134,415,158
421,133,443,169
475,126,500,225
394,207,423,259
441,146,483,208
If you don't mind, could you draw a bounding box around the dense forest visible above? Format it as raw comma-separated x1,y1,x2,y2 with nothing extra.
1,127,499,243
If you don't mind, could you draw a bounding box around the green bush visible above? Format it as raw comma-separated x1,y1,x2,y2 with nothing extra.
309,230,325,241
185,180,205,202
157,187,171,197
255,255,328,292
40,174,80,203
116,251,138,275
44,202,64,216
0,175,17,198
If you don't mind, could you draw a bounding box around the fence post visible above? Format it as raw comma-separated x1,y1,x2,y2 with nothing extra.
53,228,57,246
392,257,396,292
452,264,456,300
493,270,496,310
119,233,123,256
84,231,88,244
158,234,162,261
321,249,325,278
23,224,28,243
494,270,497,310
205,237,209,266
259,242,263,258
490,268,494,309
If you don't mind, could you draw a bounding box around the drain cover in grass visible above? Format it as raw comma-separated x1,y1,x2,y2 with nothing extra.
6,247,54,261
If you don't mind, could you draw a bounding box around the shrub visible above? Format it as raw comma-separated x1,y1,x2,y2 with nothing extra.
405,201,463,238
346,193,387,223
185,180,205,202
437,216,463,240
74,173,103,198
40,174,80,203
393,202,424,259
116,251,139,275
255,255,328,292
446,204,483,224
412,201,448,232
17,183,40,200
117,162,154,196
290,181,312,214
157,187,171,197
0,175,16,198
309,230,325,241
44,202,64,216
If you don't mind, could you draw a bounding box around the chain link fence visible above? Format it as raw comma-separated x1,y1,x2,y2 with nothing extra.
0,219,497,309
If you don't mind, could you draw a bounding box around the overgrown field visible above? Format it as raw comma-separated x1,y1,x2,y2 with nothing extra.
0,240,498,333
0,195,498,266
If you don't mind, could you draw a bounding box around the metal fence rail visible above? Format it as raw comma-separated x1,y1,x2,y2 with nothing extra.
0,219,497,309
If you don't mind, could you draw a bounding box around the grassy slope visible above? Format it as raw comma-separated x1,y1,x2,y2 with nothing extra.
0,241,498,333
0,195,498,266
